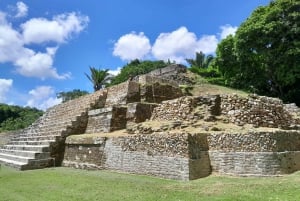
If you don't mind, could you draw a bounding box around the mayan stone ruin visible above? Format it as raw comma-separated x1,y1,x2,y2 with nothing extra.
1,64,300,180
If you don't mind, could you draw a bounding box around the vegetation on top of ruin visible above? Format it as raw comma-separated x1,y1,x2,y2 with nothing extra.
57,89,89,103
109,59,169,86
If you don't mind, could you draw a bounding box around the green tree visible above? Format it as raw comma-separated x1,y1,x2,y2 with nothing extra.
215,0,300,105
187,52,220,79
215,35,241,86
57,89,89,103
186,51,214,69
110,59,168,86
85,67,111,91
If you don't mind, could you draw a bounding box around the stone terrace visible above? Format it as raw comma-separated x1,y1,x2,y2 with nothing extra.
2,64,300,180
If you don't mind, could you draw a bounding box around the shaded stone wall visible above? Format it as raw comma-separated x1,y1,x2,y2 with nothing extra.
221,94,298,128
63,136,107,169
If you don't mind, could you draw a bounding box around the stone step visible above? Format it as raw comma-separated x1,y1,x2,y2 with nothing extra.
7,140,54,146
0,152,33,163
3,145,50,152
0,149,50,159
0,157,54,170
11,135,62,142
18,131,62,137
0,158,26,170
21,158,55,170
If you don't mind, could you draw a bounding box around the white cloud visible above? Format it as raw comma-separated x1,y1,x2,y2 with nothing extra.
220,24,238,39
0,11,6,23
15,2,28,18
0,79,13,103
15,47,71,80
0,20,25,63
196,35,218,54
113,32,151,61
113,25,237,63
108,67,121,76
152,27,218,63
26,86,62,110
21,12,89,44
0,9,88,79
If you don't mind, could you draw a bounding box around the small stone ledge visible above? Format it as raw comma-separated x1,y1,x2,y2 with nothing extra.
66,135,107,145
207,130,300,152
63,160,103,170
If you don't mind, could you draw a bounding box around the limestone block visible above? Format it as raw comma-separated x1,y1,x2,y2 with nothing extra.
140,82,183,103
85,106,127,133
105,81,140,107
126,102,158,123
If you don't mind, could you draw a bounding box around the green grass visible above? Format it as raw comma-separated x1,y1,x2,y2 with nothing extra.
1,166,300,201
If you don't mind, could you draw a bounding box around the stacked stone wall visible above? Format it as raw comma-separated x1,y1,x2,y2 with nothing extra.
126,103,157,123
150,95,221,121
105,81,140,107
63,136,107,169
221,94,297,128
207,131,300,152
103,138,191,180
63,133,211,180
140,82,182,103
85,106,127,134
138,75,178,87
63,130,300,179
151,96,195,121
207,130,300,176
146,64,186,77
133,64,191,85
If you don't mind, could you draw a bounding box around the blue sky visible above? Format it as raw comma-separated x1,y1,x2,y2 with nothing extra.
0,0,270,110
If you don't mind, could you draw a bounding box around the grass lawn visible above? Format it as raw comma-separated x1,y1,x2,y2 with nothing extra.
0,166,300,201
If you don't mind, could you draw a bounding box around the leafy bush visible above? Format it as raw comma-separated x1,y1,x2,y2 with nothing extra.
189,66,222,78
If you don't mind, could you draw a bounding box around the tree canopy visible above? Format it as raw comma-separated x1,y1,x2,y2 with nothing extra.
186,51,214,69
0,104,43,132
215,0,300,105
85,67,111,91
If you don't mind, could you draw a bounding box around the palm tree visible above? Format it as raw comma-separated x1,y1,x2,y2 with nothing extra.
85,67,111,91
186,51,214,68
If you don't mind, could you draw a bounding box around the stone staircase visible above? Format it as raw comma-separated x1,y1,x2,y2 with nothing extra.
0,89,107,170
